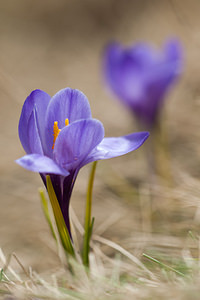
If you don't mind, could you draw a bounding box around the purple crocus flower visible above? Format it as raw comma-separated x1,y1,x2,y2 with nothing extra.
16,88,149,236
104,39,182,128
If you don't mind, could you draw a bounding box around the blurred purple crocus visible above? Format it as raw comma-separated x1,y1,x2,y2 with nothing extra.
104,39,182,128
16,88,149,236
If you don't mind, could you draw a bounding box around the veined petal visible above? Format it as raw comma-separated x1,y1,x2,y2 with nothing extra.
16,154,69,176
18,89,51,154
27,110,43,154
84,131,149,164
45,88,92,157
54,119,104,171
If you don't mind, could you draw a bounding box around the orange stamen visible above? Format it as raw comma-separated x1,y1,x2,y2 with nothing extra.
65,118,69,126
52,119,69,150
52,121,61,149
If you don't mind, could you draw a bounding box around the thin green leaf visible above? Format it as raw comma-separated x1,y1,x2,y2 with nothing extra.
188,230,198,241
82,161,97,267
143,253,185,277
46,175,75,257
0,269,3,282
39,188,57,241
89,217,95,241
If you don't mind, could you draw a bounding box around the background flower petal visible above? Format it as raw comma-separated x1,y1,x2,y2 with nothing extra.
45,88,92,157
16,154,69,175
54,119,104,171
165,39,182,68
104,43,149,105
84,131,149,164
18,89,51,154
140,40,182,126
104,40,182,127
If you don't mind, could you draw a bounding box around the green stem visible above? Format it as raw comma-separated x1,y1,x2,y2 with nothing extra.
153,120,172,184
82,161,97,267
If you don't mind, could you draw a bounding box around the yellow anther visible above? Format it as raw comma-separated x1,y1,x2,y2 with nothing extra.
52,121,61,149
52,119,69,150
65,118,69,126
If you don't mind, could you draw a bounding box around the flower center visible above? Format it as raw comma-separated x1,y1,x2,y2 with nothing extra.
52,118,69,149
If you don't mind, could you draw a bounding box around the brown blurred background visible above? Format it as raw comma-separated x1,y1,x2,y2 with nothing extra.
1,0,200,272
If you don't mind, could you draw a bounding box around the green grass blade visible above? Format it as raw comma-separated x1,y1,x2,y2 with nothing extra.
143,253,185,277
89,217,95,241
46,175,75,257
0,269,3,282
82,161,97,267
39,188,57,241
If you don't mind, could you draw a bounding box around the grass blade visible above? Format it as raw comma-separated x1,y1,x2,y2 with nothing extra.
82,161,97,267
39,188,57,241
143,253,185,277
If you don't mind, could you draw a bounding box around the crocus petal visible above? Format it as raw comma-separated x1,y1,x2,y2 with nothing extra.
104,40,182,128
141,41,182,126
84,131,149,164
45,88,92,157
146,40,182,87
165,39,182,67
27,110,43,154
16,154,69,176
18,89,51,154
54,119,104,171
104,43,125,98
104,43,147,104
129,43,159,67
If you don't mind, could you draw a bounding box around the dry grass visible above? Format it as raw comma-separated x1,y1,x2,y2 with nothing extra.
1,170,200,300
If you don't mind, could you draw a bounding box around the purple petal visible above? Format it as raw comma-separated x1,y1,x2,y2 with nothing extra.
18,89,51,154
104,43,126,98
16,154,69,175
84,131,149,164
27,110,43,154
142,41,182,125
45,88,92,157
53,119,104,171
148,39,182,84
104,43,147,104
128,43,159,67
104,40,183,128
165,39,182,66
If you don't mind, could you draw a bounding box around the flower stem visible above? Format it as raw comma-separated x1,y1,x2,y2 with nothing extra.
152,120,173,185
82,161,97,268
46,175,75,257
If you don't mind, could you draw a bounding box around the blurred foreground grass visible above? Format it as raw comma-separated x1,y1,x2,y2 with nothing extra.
1,167,200,300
